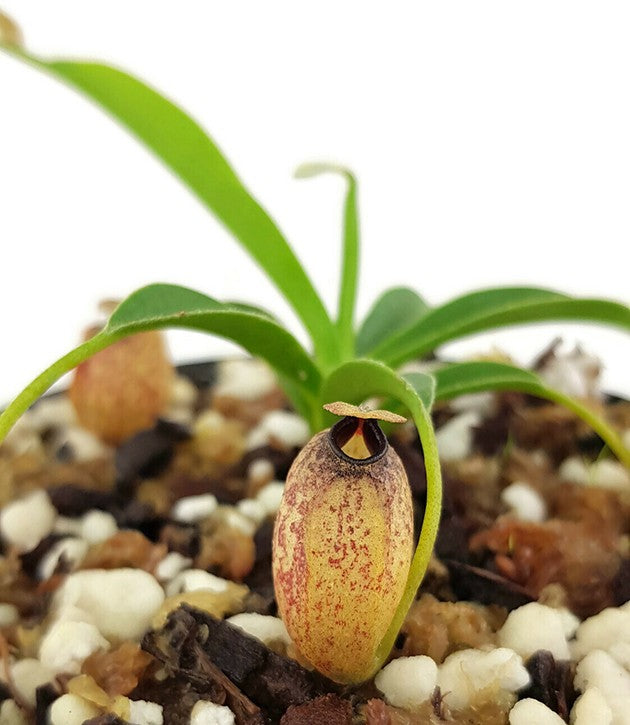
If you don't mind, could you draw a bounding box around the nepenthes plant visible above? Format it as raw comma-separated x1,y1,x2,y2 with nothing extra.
1,14,629,683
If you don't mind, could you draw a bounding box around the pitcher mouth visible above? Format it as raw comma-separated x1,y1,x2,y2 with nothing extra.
327,415,387,465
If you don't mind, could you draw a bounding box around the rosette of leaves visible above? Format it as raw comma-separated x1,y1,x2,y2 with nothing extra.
1,23,629,680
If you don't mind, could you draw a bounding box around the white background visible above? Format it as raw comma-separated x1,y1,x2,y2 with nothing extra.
1,1,628,405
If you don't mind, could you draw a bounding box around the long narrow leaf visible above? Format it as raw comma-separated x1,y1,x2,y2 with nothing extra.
433,361,629,465
107,284,321,392
296,163,359,359
371,287,630,366
1,44,338,366
357,286,430,356
320,359,442,676
0,283,321,444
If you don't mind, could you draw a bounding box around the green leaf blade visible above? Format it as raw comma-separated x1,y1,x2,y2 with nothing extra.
3,46,338,366
107,283,322,394
372,287,630,366
0,283,323,447
357,287,430,356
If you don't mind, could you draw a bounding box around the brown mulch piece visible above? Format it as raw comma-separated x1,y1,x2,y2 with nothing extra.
82,642,154,697
445,559,534,611
47,483,119,517
131,674,229,725
612,558,630,606
469,518,620,618
196,522,256,581
19,533,69,578
237,445,301,487
472,393,524,456
280,694,352,724
159,522,200,558
115,419,190,493
511,405,584,463
176,360,218,391
519,650,577,721
391,434,427,499
111,501,167,541
244,518,276,613
80,530,166,572
35,683,61,725
82,716,129,725
364,697,446,725
142,604,338,723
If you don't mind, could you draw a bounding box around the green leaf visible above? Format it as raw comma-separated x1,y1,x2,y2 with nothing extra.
320,359,442,675
321,359,436,420
402,372,436,412
357,286,430,356
107,284,321,392
371,287,630,366
433,360,630,466
0,283,322,446
296,163,359,360
222,301,277,322
1,45,338,366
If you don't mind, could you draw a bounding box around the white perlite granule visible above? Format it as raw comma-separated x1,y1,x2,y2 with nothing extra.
437,647,530,711
0,603,18,628
501,481,547,522
227,613,291,647
0,489,56,552
37,537,88,580
374,655,438,709
498,602,573,660
256,482,285,516
570,687,613,725
39,619,108,674
166,569,230,596
574,650,630,725
54,426,109,462
48,694,100,725
80,509,118,544
171,493,218,523
154,551,193,582
236,497,267,525
190,700,236,725
559,457,630,490
509,698,566,724
10,659,55,708
214,359,277,401
54,568,164,640
0,699,28,725
572,607,630,663
435,411,481,462
259,410,310,448
128,699,164,725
